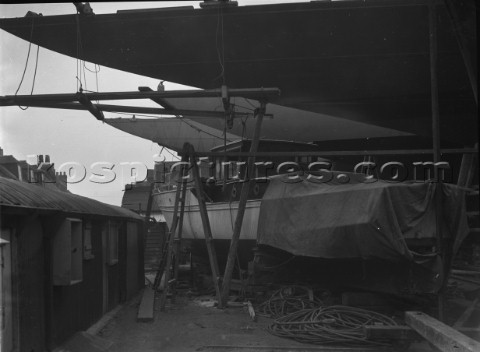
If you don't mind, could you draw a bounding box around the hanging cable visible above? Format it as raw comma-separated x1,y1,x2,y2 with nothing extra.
30,45,40,95
15,17,37,110
214,6,226,84
75,13,89,93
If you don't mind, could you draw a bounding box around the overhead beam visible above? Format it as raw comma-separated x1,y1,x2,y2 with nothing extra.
405,311,480,352
0,87,281,106
182,148,478,158
16,102,266,119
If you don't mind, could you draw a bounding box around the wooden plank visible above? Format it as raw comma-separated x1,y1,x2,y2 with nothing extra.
405,311,480,352
136,287,155,322
363,325,418,340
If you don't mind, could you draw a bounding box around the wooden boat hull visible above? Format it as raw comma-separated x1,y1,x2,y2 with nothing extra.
155,188,260,241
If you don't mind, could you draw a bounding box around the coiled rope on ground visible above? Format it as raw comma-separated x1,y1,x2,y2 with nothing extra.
266,305,398,346
256,285,324,318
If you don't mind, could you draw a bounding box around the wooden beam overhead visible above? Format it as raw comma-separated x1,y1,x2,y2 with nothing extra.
0,87,281,106
14,102,262,119
182,148,478,158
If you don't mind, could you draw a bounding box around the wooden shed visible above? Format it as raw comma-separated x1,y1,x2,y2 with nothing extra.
0,176,145,352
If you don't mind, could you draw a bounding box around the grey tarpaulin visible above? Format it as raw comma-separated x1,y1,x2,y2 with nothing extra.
257,173,469,262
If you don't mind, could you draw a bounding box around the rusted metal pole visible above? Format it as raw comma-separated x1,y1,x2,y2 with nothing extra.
220,102,266,308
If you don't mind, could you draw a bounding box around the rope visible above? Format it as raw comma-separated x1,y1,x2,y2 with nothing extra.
256,286,323,319
15,17,38,110
214,6,226,84
267,305,398,346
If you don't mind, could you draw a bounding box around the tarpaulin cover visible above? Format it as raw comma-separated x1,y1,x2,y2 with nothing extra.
257,173,469,262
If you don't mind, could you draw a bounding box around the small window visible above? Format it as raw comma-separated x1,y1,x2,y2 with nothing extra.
107,222,119,265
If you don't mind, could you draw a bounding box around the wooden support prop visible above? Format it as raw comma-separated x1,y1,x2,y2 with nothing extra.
173,168,189,293
220,102,266,308
405,311,480,352
429,0,448,322
186,143,222,304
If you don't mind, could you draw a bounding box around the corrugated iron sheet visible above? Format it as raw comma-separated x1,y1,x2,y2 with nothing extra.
0,176,142,220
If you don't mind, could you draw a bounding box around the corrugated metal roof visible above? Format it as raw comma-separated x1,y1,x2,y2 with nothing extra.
0,176,143,220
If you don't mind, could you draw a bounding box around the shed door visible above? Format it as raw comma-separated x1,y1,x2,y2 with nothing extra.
126,222,139,299
1,229,13,352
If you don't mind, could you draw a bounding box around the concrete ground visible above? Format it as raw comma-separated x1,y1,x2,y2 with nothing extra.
91,292,433,352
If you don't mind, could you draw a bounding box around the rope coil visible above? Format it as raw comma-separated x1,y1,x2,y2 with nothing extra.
267,305,398,346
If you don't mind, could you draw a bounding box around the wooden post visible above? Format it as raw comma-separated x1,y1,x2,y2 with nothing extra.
220,102,266,308
405,311,480,352
186,143,222,303
172,173,188,291
429,0,447,322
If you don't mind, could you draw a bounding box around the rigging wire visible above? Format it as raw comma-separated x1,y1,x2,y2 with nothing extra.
165,148,180,161
30,45,40,95
214,6,226,85
14,17,38,110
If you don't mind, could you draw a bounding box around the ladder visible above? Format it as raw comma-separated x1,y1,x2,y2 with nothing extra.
155,155,188,309
156,144,222,310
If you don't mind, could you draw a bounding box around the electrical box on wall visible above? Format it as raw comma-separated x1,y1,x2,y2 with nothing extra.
53,218,83,285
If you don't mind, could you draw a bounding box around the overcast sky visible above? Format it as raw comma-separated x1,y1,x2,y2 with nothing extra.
0,1,308,206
